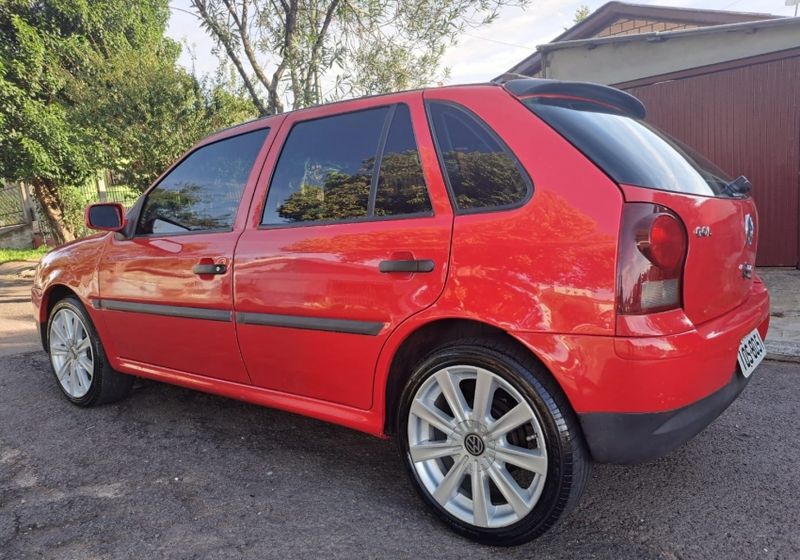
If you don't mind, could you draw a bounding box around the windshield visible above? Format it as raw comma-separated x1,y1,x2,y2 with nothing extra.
524,97,733,197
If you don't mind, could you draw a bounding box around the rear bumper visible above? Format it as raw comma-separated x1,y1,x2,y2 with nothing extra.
512,280,769,463
579,369,750,463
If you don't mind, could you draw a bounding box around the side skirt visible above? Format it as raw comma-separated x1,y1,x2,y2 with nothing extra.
115,358,386,438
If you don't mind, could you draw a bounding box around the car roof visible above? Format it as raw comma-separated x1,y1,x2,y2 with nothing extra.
199,82,505,145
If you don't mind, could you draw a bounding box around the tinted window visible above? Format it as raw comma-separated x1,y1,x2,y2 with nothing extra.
427,102,530,211
524,98,732,197
374,105,432,216
263,108,388,225
137,129,268,235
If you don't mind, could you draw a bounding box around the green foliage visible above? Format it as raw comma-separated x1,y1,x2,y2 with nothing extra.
278,170,372,222
105,184,142,208
138,184,225,233
276,150,432,222
573,5,591,24
443,151,528,209
0,0,172,189
0,0,257,241
374,151,430,216
82,65,258,193
59,181,96,235
0,245,49,264
192,0,529,113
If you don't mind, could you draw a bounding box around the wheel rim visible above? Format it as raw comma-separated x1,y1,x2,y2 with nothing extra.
49,308,94,399
407,365,548,529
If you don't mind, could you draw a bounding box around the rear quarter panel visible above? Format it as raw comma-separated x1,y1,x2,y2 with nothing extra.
423,86,624,335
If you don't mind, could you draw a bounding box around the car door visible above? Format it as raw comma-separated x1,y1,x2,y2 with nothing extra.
234,94,453,410
96,125,273,383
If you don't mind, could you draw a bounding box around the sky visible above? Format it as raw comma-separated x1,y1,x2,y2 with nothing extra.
166,0,797,88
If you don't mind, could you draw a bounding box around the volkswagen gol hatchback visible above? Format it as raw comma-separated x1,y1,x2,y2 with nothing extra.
32,79,769,545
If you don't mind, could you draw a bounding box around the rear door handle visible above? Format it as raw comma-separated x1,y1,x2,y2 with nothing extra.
192,263,227,275
379,259,435,273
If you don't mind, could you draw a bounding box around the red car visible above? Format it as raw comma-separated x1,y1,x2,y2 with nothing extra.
32,79,769,545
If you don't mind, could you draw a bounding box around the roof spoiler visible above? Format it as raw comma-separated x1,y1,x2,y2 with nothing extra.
499,78,646,119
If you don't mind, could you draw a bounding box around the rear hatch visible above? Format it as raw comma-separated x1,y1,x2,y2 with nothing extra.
520,93,758,325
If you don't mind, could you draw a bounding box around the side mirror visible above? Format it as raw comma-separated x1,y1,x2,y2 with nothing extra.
85,203,127,232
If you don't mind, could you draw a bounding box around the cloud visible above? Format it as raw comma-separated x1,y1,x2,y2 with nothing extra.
439,0,790,84
441,0,580,84
166,0,792,88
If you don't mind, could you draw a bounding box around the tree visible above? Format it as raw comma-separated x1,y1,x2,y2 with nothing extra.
78,61,257,193
278,169,372,222
189,0,528,115
443,151,528,209
573,5,590,24
0,0,256,243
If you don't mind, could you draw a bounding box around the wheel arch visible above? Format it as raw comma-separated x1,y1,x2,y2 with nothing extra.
381,317,566,435
39,284,81,349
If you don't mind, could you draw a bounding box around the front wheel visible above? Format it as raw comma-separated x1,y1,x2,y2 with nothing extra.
397,339,590,546
47,296,133,406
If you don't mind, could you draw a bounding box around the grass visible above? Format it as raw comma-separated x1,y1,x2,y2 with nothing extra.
0,246,49,265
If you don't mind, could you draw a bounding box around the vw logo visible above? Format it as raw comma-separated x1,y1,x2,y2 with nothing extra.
744,214,755,246
464,433,485,456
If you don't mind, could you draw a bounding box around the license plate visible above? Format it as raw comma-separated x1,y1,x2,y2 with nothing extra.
737,329,766,378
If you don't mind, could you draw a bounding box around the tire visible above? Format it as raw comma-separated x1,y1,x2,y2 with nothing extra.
396,337,590,546
46,296,133,406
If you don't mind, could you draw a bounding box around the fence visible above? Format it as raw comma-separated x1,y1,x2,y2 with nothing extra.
74,171,141,209
10,172,143,244
0,183,26,227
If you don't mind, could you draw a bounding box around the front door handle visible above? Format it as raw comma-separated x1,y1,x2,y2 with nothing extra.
193,263,227,275
379,259,435,273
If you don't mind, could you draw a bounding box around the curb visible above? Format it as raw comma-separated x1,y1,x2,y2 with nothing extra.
765,341,800,364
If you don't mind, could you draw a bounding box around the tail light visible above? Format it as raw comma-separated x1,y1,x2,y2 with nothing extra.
617,203,688,315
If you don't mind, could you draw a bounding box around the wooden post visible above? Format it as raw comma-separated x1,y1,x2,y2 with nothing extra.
18,181,34,224
96,171,108,202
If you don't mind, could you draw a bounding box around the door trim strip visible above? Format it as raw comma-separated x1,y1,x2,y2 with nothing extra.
236,312,384,336
92,299,233,322
92,299,383,335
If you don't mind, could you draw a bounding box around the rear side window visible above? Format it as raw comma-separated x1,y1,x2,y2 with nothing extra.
374,105,431,217
524,97,732,197
427,101,531,212
137,128,268,235
262,104,432,225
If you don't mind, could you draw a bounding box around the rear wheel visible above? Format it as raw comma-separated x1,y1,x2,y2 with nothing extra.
47,296,133,406
397,338,590,546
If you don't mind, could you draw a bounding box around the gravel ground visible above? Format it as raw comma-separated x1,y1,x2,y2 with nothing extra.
0,352,798,560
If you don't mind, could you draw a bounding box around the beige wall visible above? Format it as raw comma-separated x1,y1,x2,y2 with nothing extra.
540,21,800,85
0,224,33,250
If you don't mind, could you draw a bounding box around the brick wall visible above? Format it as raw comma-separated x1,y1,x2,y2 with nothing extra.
595,18,699,38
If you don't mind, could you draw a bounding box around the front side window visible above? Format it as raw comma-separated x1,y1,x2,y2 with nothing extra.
137,128,268,235
427,102,531,212
262,104,432,226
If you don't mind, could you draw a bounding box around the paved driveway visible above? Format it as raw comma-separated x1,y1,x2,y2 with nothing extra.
0,350,797,560
0,261,40,357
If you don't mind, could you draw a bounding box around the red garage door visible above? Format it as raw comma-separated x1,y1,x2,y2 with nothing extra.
620,50,800,267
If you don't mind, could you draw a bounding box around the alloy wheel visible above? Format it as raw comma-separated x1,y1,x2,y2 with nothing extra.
407,365,548,528
49,308,94,399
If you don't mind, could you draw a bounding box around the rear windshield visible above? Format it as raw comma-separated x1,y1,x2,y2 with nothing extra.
524,97,733,197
